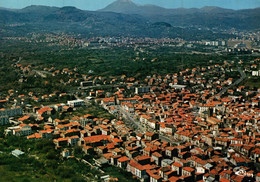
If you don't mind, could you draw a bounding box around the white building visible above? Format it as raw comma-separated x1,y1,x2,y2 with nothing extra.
67,100,85,107
252,70,260,76
0,116,9,125
12,149,24,157
0,107,23,117
135,86,150,94
6,124,32,136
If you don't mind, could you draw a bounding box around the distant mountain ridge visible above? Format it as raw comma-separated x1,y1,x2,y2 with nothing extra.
100,0,140,14
100,0,235,15
99,0,260,29
0,3,259,39
100,0,175,16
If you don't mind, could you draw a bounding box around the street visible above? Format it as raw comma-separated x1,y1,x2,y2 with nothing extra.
118,105,182,145
218,67,246,95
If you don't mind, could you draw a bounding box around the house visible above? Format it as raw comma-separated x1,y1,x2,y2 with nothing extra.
150,172,163,182
182,167,195,177
178,151,191,159
112,148,122,156
53,137,68,148
209,168,220,181
62,106,73,112
219,170,233,181
63,129,80,138
172,162,182,175
159,166,175,180
67,100,85,107
54,104,64,112
102,97,115,106
161,159,174,167
168,176,181,182
117,156,130,169
160,123,175,135
82,145,94,154
196,166,206,174
68,135,80,146
143,145,159,156
111,155,122,166
134,155,151,165
12,149,24,158
151,152,163,166
61,149,71,158
18,115,31,122
97,146,108,155
95,157,109,167
145,132,159,141
13,124,32,136
82,135,110,147
39,129,53,139
127,160,147,180
36,107,55,119
165,147,177,158
27,133,42,140
124,103,135,114
256,173,260,182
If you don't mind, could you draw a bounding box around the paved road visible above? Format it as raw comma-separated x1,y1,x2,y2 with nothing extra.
32,70,48,78
78,158,105,173
159,135,181,145
118,105,182,145
117,106,145,133
79,83,128,90
218,67,246,95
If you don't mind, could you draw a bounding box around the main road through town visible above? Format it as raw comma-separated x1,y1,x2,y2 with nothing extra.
218,66,246,95
118,106,181,145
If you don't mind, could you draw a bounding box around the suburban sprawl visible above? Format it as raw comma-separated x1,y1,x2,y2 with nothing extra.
1,1,260,182
0,47,260,181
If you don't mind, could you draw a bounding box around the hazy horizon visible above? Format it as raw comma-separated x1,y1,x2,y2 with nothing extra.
0,0,260,10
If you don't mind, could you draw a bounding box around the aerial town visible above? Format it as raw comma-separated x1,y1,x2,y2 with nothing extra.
1,0,260,181
0,56,259,182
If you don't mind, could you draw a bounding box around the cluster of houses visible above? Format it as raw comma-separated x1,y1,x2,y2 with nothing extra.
1,59,260,182
0,106,23,125
95,62,260,181
246,59,260,77
21,113,259,182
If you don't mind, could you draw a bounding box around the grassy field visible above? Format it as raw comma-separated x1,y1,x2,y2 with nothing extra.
0,132,135,182
71,104,116,120
0,135,98,182
242,77,260,89
102,166,139,182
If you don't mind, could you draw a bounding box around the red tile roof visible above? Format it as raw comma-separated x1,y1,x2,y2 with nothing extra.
83,135,110,144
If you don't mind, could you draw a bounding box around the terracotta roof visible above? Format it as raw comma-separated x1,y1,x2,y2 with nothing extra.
83,135,110,144
172,162,182,168
183,167,195,172
118,156,129,162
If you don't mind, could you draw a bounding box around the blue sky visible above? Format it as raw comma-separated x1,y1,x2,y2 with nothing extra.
1,0,260,10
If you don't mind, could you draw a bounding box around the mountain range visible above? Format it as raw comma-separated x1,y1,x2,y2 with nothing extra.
0,0,259,39
100,0,260,29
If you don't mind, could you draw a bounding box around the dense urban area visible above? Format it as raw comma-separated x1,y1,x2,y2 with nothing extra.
0,1,260,182
0,32,260,182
